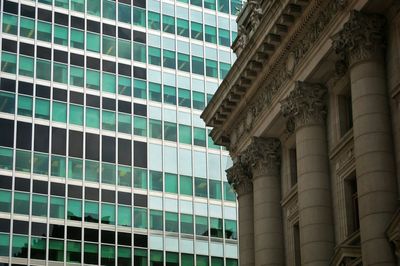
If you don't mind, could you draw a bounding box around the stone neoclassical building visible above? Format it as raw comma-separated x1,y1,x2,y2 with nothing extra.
201,0,400,265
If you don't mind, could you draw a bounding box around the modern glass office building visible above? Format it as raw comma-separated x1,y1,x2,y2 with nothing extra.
0,0,239,265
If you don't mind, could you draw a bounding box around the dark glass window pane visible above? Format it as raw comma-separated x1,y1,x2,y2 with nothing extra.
102,136,116,163
133,104,146,116
101,230,115,244
13,220,29,234
21,5,36,18
84,228,98,242
19,81,34,95
33,180,48,194
118,100,131,114
52,127,66,155
133,141,146,168
20,42,35,56
0,78,16,93
102,97,115,110
55,12,68,26
68,185,82,199
118,192,131,205
87,20,100,33
15,178,30,192
67,226,81,240
51,183,65,196
118,139,131,166
0,175,12,189
86,133,99,161
0,219,11,232
69,130,83,158
85,187,99,201
31,222,47,236
134,194,147,207
0,119,14,148
17,122,32,150
53,88,67,102
118,232,131,246
49,224,65,238
34,125,49,152
134,234,147,248
102,189,115,203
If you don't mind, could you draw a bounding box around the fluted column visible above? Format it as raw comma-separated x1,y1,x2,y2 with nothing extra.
281,82,334,266
243,137,284,265
333,11,398,265
226,160,254,266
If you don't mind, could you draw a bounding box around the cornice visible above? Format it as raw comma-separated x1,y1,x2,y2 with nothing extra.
205,0,347,153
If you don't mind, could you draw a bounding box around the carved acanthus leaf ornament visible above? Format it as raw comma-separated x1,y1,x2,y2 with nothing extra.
226,159,252,196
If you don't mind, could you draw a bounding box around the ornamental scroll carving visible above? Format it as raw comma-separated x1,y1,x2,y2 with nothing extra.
229,0,346,152
226,158,252,196
242,137,281,176
332,11,386,66
280,82,327,129
249,0,263,33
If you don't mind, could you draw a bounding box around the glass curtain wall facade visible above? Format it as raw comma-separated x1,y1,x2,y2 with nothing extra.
0,0,239,265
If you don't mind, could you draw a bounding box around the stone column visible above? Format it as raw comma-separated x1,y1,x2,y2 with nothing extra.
333,11,398,265
244,137,284,265
226,159,254,266
281,82,334,266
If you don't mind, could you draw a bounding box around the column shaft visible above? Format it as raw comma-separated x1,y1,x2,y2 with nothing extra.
238,192,255,266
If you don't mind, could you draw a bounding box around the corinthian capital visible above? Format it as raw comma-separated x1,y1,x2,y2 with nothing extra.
243,137,281,176
281,81,327,129
226,159,252,196
332,11,385,66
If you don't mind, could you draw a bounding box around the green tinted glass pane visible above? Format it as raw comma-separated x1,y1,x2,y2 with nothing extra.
1,52,17,74
0,147,13,170
19,55,34,77
70,66,84,87
55,0,69,8
149,119,161,139
37,21,52,42
17,95,32,117
32,194,48,217
133,7,146,27
195,177,207,197
86,160,100,182
163,15,175,34
206,59,218,78
33,152,49,175
67,241,81,263
163,50,176,69
15,150,31,172
49,239,64,261
194,127,206,146
135,249,148,265
149,170,163,191
0,91,15,114
84,242,97,264
167,252,179,265
30,238,46,260
148,11,161,30
2,14,18,35
118,3,131,23
20,17,35,38
14,192,30,215
178,53,190,72
51,155,66,177
85,201,99,222
165,212,178,232
164,122,177,142
179,125,191,144
191,22,203,40
134,168,147,189
220,62,231,79
211,257,224,266
192,56,204,75
164,85,176,105
148,47,161,66
218,0,229,13
191,0,202,7
182,254,194,266
53,62,68,83
35,98,50,119
224,182,236,201
193,91,206,110
71,0,85,12
226,259,238,266
165,173,178,193
133,42,146,63
197,256,209,266
134,207,147,229
150,250,163,264
231,0,242,14
101,245,115,265
68,199,82,221
150,210,163,230
52,101,67,122
209,180,222,200
205,0,216,9
225,219,237,239
118,39,131,59
12,235,28,258
86,107,100,128
196,216,208,236
69,104,83,125
54,25,68,45
177,18,189,37
118,165,132,187
103,73,116,93
178,88,191,108
181,213,193,234
102,203,115,224
118,113,132,134
118,76,131,96
86,69,100,90
103,0,116,19
102,163,116,184
118,246,131,265
71,29,84,49
208,129,220,149
102,110,116,131
87,32,100,52
69,158,83,180
210,218,223,238
87,0,101,15
50,196,65,219
0,234,9,256
0,190,11,212
219,28,230,46
134,79,147,99
149,82,161,102
205,25,217,43
180,175,193,196
118,205,132,226
103,36,116,56
36,59,51,80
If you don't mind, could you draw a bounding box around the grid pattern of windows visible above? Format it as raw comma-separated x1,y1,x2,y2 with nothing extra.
0,0,239,264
